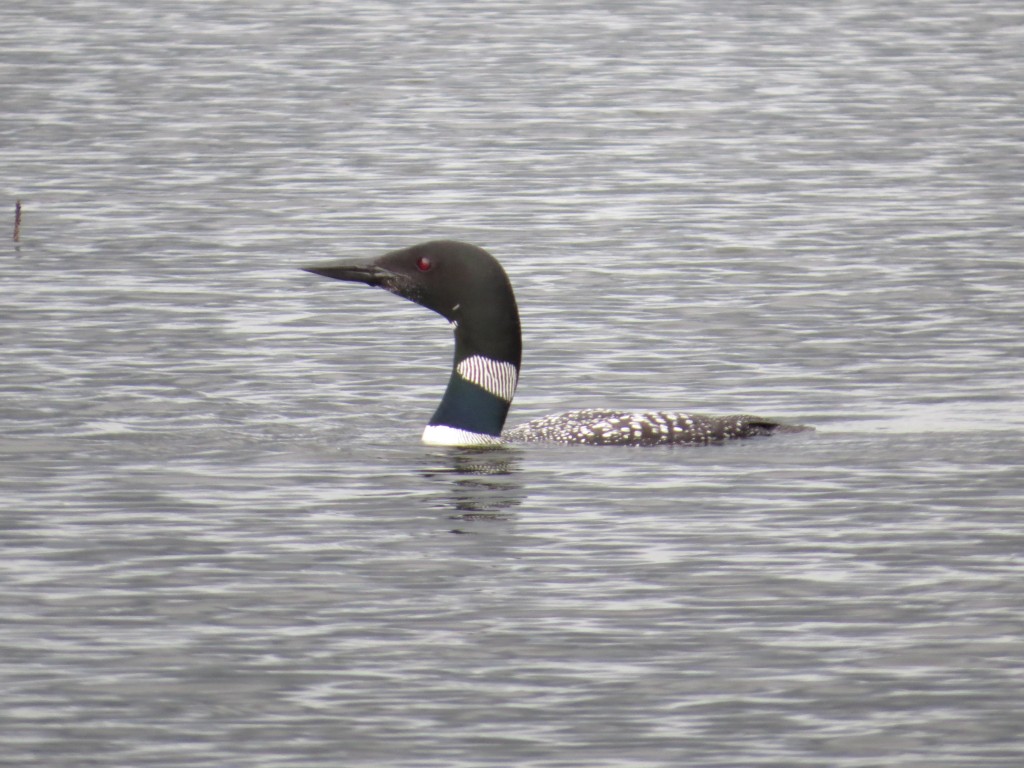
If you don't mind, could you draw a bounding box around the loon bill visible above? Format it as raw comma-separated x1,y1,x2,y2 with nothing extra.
302,240,811,447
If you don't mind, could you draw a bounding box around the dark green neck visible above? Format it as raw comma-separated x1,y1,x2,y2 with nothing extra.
428,373,511,437
427,326,519,436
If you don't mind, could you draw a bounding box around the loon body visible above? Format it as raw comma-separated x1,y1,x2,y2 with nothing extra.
303,240,810,447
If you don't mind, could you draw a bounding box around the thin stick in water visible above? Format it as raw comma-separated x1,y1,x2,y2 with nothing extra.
13,200,21,242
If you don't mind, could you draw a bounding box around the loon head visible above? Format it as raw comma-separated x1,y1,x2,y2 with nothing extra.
304,240,522,445
304,240,521,368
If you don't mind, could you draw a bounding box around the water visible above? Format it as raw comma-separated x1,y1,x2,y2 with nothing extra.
3,1,1023,765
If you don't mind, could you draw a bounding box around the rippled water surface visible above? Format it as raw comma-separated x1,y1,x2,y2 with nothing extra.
3,1,1023,766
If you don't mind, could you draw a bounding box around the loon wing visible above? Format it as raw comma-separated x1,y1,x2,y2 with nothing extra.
503,408,812,446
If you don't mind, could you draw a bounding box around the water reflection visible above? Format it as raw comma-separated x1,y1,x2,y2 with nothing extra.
420,447,525,522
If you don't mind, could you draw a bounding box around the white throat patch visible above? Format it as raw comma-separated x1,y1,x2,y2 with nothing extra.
456,355,518,403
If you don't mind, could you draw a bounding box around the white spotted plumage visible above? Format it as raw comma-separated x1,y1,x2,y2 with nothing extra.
502,409,793,446
456,355,518,403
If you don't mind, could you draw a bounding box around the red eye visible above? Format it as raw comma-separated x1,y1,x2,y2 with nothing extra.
416,256,432,272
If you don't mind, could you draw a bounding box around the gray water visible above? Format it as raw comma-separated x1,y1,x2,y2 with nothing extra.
3,1,1024,766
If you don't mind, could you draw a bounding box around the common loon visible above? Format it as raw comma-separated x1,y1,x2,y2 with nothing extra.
303,240,810,447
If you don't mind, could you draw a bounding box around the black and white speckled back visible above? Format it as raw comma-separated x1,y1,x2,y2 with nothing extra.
504,409,811,446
